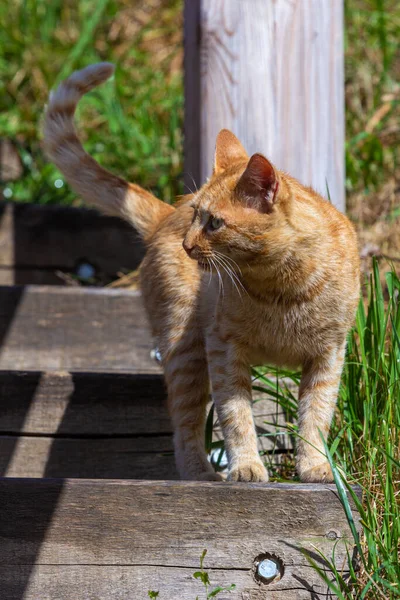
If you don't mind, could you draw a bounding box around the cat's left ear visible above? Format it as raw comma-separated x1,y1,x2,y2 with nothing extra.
235,153,279,214
214,129,248,174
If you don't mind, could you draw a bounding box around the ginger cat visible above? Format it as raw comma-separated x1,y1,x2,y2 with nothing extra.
44,63,360,483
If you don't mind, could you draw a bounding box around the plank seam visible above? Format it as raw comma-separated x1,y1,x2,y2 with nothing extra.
0,432,173,440
1,562,328,573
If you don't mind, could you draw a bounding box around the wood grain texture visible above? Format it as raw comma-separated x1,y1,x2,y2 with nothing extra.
0,371,293,457
0,435,176,479
185,0,345,210
0,286,160,372
0,267,69,286
0,479,359,599
0,371,168,435
0,564,337,600
0,202,144,283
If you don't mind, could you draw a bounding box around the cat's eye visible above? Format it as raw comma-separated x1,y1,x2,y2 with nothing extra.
209,217,223,231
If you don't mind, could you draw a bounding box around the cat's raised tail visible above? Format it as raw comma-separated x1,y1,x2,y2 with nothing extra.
43,63,174,241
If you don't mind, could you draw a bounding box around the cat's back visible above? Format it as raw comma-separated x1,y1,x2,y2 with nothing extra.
139,201,202,342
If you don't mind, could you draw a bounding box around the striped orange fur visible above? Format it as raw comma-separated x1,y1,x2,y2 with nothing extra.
44,64,360,483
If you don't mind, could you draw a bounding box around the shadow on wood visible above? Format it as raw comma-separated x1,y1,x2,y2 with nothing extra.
0,203,145,285
0,371,177,480
0,286,26,476
0,478,64,600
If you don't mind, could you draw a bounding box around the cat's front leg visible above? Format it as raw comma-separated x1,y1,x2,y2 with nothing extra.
207,329,268,482
297,343,346,483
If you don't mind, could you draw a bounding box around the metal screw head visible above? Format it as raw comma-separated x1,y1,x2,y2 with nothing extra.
76,262,95,280
209,448,228,470
257,558,280,582
150,347,162,363
326,529,341,540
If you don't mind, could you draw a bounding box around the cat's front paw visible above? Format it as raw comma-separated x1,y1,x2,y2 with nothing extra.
228,460,269,483
299,461,334,483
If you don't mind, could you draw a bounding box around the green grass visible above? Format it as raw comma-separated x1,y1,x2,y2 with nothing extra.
328,260,400,597
0,0,183,205
345,0,399,193
249,260,400,598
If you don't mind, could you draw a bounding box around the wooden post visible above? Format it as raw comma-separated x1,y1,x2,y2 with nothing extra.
184,0,345,210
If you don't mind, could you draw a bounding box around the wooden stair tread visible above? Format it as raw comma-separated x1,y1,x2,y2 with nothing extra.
0,285,159,372
0,202,144,285
0,478,360,599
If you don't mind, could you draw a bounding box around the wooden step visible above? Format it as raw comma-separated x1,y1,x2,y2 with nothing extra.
0,369,291,478
0,371,167,435
0,284,293,477
0,478,360,600
0,369,175,479
0,202,144,285
0,285,159,372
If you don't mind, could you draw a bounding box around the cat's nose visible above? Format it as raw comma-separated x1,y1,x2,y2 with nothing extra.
183,240,195,256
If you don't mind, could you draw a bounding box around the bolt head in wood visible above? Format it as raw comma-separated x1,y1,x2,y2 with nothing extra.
76,262,95,280
257,558,280,582
326,529,340,540
150,347,162,363
209,448,228,470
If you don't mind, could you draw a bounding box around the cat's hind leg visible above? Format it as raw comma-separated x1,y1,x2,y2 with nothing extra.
164,339,222,481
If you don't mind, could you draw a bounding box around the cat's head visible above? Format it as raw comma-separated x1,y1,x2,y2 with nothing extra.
182,129,289,270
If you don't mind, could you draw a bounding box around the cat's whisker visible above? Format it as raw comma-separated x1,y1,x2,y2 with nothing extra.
213,255,239,294
185,184,196,196
216,253,243,285
213,255,244,302
213,253,248,299
214,251,243,276
210,257,224,300
186,173,199,196
206,257,213,288
200,253,215,288
213,252,248,297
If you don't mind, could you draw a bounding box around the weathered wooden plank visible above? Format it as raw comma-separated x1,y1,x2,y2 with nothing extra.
0,286,160,372
0,267,67,286
0,435,176,479
0,202,144,282
0,371,168,435
0,479,359,599
0,564,336,600
185,0,345,209
0,370,292,457
0,430,295,480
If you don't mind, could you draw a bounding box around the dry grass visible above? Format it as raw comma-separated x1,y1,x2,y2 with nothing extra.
345,0,400,286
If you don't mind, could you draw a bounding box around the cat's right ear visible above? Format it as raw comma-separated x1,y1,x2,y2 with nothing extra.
235,153,279,214
214,129,248,174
